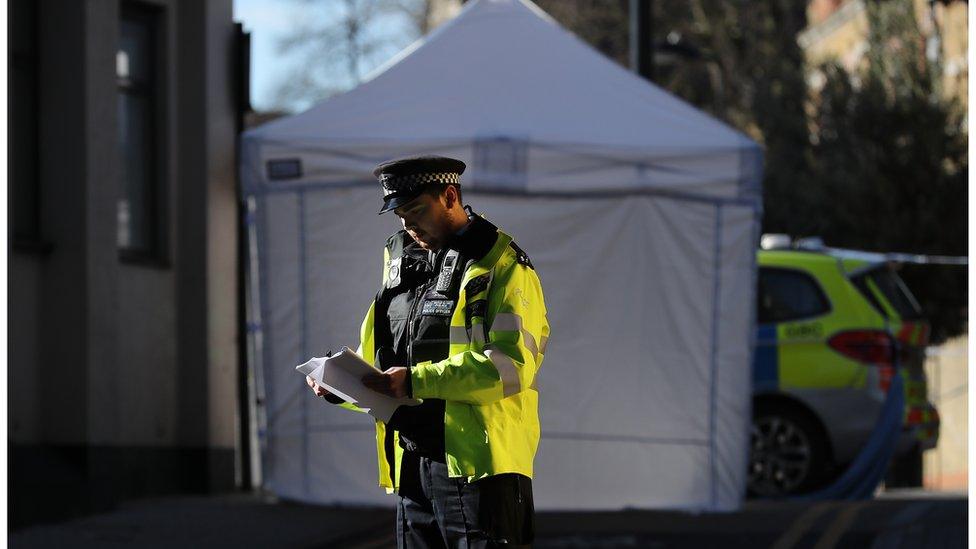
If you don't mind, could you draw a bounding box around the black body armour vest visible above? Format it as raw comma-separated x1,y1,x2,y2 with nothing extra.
374,211,498,463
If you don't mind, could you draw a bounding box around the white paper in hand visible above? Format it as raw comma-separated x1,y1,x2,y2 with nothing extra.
296,347,421,422
296,356,357,403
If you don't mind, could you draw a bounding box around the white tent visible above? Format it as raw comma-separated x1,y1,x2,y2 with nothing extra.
241,0,762,511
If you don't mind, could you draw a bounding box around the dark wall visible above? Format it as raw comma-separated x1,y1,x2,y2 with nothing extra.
8,0,239,530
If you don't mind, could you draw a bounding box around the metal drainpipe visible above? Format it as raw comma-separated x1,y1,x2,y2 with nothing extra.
233,22,253,491
630,0,655,82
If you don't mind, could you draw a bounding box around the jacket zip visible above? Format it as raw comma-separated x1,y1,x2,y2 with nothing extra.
406,249,438,368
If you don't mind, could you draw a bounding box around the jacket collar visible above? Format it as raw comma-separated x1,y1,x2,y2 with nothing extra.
446,206,497,261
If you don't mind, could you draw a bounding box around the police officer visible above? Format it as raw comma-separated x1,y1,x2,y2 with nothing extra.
306,155,549,548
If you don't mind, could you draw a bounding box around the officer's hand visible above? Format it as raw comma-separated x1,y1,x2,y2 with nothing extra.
362,367,409,398
306,375,333,398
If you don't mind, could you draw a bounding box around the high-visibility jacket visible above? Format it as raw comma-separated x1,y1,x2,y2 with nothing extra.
340,221,550,492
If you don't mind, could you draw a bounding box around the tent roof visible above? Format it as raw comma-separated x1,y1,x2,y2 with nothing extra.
246,0,756,155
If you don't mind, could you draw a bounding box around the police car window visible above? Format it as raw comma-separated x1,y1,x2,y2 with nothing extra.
868,269,922,319
851,274,888,319
757,268,831,324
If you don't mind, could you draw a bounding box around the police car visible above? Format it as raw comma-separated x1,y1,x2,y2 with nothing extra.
748,234,939,497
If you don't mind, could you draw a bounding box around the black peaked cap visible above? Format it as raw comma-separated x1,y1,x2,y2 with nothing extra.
373,155,466,214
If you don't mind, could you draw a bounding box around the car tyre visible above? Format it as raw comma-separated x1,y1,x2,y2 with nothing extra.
748,402,831,498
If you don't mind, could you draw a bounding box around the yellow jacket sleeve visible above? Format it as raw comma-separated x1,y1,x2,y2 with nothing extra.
411,258,549,405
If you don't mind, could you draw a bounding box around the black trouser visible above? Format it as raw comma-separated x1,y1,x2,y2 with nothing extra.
396,449,535,548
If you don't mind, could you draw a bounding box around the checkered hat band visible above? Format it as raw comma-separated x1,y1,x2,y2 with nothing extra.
382,172,460,197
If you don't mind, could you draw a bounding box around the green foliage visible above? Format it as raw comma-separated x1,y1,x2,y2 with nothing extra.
803,0,967,343
532,0,630,67
537,0,967,343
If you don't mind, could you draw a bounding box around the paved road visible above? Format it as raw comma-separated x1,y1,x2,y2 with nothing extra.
9,489,966,548
531,490,967,548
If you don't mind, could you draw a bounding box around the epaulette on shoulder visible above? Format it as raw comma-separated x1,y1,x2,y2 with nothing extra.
508,241,534,269
386,229,408,246
384,230,412,257
386,229,410,247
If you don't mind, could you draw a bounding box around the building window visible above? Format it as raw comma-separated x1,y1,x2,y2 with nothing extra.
10,0,43,248
117,4,166,262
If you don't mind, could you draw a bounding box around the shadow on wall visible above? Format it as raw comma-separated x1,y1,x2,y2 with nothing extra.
8,445,232,531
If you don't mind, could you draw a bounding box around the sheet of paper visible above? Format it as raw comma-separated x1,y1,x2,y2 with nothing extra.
296,356,358,403
295,347,421,422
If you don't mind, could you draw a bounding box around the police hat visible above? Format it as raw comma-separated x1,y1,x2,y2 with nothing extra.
373,155,466,214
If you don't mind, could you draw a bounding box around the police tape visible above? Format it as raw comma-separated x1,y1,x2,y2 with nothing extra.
881,253,968,265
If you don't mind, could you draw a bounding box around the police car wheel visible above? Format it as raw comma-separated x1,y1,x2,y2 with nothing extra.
747,404,828,498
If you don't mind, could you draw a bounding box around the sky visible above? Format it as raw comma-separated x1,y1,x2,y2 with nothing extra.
233,0,422,113
233,0,302,112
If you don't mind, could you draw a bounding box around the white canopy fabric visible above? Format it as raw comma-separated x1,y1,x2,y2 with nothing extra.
242,0,762,512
